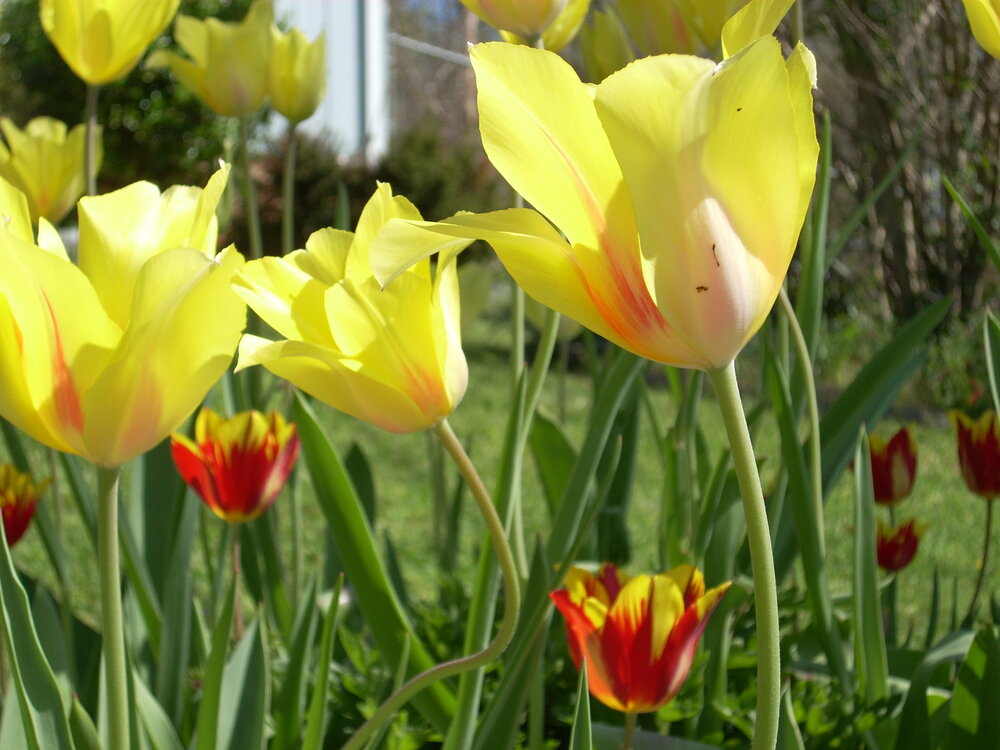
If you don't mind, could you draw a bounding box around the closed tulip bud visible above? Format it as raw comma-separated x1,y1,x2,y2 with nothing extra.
579,8,637,82
147,0,273,118
0,167,246,468
171,408,299,523
551,563,730,713
269,26,326,124
233,183,467,433
0,117,98,224
0,464,48,547
876,518,926,573
950,410,1000,500
960,0,1000,59
461,0,568,39
868,426,917,505
39,0,180,85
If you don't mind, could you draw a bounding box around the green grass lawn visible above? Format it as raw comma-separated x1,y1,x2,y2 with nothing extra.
5,291,997,648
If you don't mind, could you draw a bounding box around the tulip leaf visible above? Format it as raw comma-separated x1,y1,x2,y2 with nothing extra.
293,393,455,730
0,521,75,750
216,618,270,750
797,109,832,362
272,577,320,750
944,626,1000,749
246,512,294,642
194,574,236,750
529,410,577,519
985,311,1000,414
133,669,183,750
301,576,344,750
569,660,592,750
852,429,889,706
68,697,101,750
942,175,1000,276
591,722,722,749
777,686,805,750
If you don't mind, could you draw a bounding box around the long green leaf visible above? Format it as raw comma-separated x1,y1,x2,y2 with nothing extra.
942,175,1000,275
568,662,592,750
529,411,576,519
0,524,75,750
272,577,320,750
985,311,1000,414
944,626,1000,749
194,575,236,750
217,619,270,750
293,393,455,730
852,430,889,706
133,670,183,750
301,576,344,750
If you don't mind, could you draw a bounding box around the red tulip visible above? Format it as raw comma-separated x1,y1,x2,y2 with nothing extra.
868,426,917,505
949,410,1000,500
876,518,926,573
0,463,48,547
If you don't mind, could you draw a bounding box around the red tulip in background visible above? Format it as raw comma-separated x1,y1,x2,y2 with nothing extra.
171,408,299,523
876,518,926,573
949,410,1000,500
0,463,47,547
868,426,917,505
550,563,729,713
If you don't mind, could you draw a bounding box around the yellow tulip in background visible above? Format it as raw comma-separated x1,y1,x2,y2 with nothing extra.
0,167,245,468
960,0,1000,59
147,0,272,118
460,0,568,39
496,0,591,53
269,26,327,124
0,116,98,224
373,29,817,371
39,0,180,85
233,183,467,434
616,0,699,55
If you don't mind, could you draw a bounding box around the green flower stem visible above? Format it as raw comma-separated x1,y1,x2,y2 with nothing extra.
622,712,637,750
238,117,264,260
707,363,780,750
84,84,100,196
96,464,129,750
778,287,824,556
342,419,521,750
281,122,298,256
965,499,994,624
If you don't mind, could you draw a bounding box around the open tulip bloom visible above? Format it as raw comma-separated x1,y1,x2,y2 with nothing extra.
868,426,917,505
171,408,299,524
551,563,730,714
0,166,245,468
372,37,817,371
0,463,48,548
233,183,467,434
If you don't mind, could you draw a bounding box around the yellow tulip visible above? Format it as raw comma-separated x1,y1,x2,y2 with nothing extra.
461,0,568,39
960,0,1000,59
498,0,591,53
616,0,700,56
269,26,326,124
147,0,272,118
0,117,98,224
372,39,817,371
579,8,636,82
39,0,180,85
233,183,467,434
0,167,245,468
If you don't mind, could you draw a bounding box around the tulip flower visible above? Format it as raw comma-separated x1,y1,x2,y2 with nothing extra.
0,464,48,547
171,408,299,523
616,0,700,56
269,26,326,125
950,410,1000,500
233,183,467,433
550,563,730,713
0,166,246,468
579,8,636,82
0,117,98,225
372,37,817,371
868,426,917,505
876,518,926,573
147,0,273,118
39,0,180,85
460,0,569,39
496,0,591,53
960,0,1000,59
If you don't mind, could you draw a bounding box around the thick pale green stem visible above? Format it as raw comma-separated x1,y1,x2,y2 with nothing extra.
965,499,994,623
97,464,129,750
238,117,264,260
84,85,100,196
281,123,298,256
622,712,637,750
708,363,779,750
341,419,521,750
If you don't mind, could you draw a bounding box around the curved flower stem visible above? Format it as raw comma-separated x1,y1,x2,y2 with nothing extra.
84,84,100,196
281,122,298,256
238,117,264,260
965,499,994,624
777,287,824,556
341,419,521,750
622,712,637,750
708,363,779,750
97,464,129,750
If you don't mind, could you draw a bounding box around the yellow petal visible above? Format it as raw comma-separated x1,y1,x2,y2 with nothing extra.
720,0,796,59
269,27,326,123
961,0,1000,58
81,247,245,466
0,175,34,242
293,227,353,285
348,182,423,280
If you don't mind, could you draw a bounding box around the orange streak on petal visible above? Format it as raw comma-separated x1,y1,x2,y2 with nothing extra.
42,293,84,436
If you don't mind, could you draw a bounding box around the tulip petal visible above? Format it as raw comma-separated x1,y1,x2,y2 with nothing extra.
720,0,795,58
81,247,245,466
347,182,423,280
293,227,353,285
0,175,33,242
961,0,1000,59
233,255,334,346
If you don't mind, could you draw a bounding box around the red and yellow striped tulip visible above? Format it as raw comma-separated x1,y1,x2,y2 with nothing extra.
950,410,1000,500
233,183,467,434
0,464,48,547
868,426,917,505
171,408,299,524
876,518,926,573
550,563,730,713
